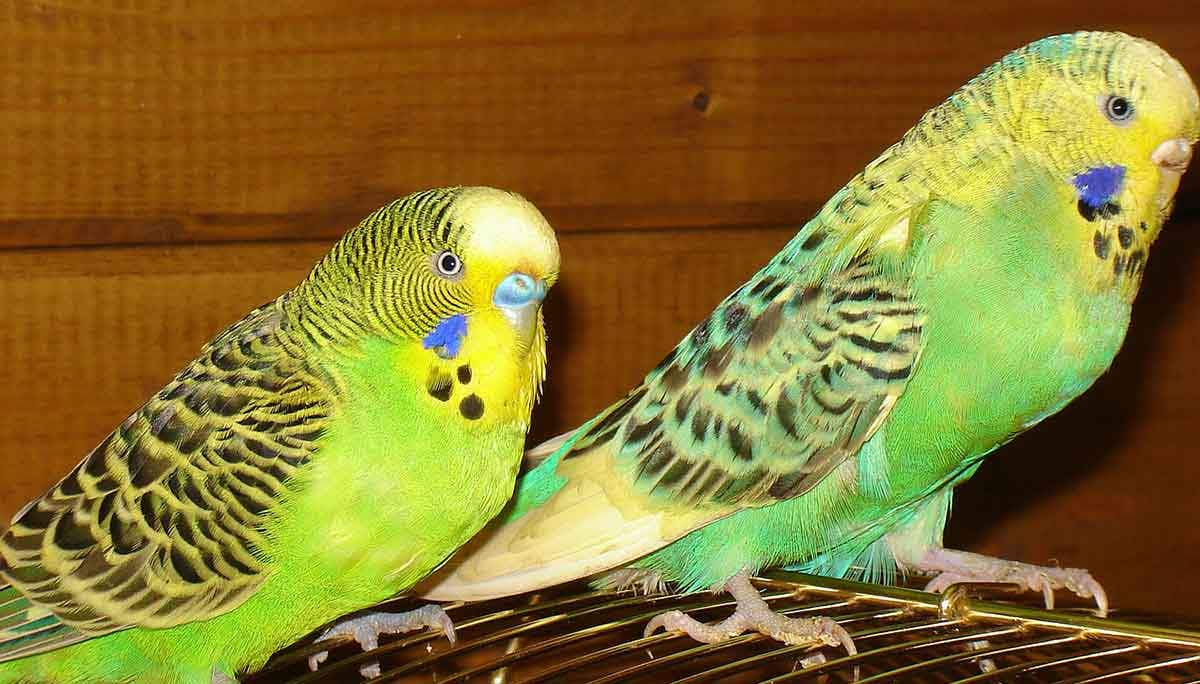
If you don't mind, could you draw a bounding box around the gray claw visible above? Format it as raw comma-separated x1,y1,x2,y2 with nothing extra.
916,549,1109,618
643,569,855,655
307,604,456,678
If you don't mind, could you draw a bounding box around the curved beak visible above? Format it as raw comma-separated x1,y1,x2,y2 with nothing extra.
493,272,547,343
1152,138,1194,213
1152,138,1193,174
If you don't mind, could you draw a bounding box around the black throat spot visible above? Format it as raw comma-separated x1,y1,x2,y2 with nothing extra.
1077,199,1120,223
459,394,485,421
426,368,453,402
1092,231,1111,260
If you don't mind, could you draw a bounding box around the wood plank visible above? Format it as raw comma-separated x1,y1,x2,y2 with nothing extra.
3,216,1200,616
0,0,1197,248
0,224,795,518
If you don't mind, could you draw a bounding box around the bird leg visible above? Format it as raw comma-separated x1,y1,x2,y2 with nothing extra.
307,604,456,679
644,568,856,654
211,671,238,684
906,546,1108,616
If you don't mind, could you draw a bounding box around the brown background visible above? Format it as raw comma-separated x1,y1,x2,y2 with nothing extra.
2,1,1199,616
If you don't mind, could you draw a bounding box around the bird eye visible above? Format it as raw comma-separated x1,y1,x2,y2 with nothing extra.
1103,95,1134,123
433,250,463,279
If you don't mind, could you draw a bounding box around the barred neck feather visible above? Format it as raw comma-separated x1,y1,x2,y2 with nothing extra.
287,188,473,350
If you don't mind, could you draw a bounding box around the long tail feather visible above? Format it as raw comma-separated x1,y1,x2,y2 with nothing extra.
0,581,86,664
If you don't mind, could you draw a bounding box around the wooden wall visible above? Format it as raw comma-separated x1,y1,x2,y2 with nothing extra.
2,1,1200,616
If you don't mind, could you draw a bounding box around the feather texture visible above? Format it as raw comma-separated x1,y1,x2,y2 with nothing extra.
425,32,1199,607
0,300,329,656
608,258,923,508
0,186,559,683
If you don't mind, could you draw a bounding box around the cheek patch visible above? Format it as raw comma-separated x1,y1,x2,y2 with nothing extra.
422,314,467,359
1073,165,1125,221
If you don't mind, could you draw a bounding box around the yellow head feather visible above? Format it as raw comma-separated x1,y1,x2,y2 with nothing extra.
996,33,1198,229
286,186,559,428
792,32,1197,295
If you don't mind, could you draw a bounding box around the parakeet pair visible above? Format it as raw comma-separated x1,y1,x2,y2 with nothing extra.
0,187,560,683
424,32,1200,653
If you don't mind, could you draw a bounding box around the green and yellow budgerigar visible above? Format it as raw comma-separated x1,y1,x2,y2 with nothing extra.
424,32,1198,651
0,186,559,683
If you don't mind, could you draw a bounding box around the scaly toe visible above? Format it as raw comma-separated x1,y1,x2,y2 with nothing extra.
643,609,736,643
307,650,329,672
1088,578,1110,617
910,549,1110,618
819,618,858,656
644,610,682,638
1033,573,1056,611
765,615,856,655
924,572,969,594
307,605,456,676
924,561,1109,617
429,606,458,645
645,570,852,652
1064,569,1108,616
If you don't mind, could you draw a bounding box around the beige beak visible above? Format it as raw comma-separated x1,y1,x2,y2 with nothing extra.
1152,138,1194,174
1152,138,1193,213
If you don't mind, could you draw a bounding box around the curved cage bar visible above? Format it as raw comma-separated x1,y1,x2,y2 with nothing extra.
248,571,1200,683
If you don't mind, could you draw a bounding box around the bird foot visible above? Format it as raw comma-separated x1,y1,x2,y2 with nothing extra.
643,568,855,654
914,547,1108,617
307,604,457,678
644,608,852,650
211,670,238,684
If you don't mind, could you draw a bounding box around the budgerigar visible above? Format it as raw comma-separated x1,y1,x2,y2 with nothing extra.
0,187,560,683
423,32,1199,652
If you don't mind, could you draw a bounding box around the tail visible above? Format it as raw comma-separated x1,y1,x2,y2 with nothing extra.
0,580,38,682
420,439,719,602
0,580,86,666
521,429,575,469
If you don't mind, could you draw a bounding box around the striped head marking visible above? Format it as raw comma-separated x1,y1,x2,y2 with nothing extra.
296,186,559,352
292,187,559,423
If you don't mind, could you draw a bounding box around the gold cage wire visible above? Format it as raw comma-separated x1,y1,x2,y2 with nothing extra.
247,571,1200,683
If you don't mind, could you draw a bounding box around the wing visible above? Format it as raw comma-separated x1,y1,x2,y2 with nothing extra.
585,257,923,507
424,241,926,601
0,298,334,661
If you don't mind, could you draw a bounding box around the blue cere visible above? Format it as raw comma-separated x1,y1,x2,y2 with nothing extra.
493,272,546,309
1073,165,1125,209
423,314,467,359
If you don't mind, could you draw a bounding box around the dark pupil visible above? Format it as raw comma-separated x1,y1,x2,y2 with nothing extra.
440,253,458,273
1109,97,1129,118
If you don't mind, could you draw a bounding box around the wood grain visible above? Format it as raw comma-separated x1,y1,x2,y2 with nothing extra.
0,224,795,516
3,215,1200,615
2,0,1200,620
0,0,1198,248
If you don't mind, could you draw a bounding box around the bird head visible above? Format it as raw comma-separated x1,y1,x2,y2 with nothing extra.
443,187,560,353
293,187,559,424
999,32,1198,241
295,186,559,362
